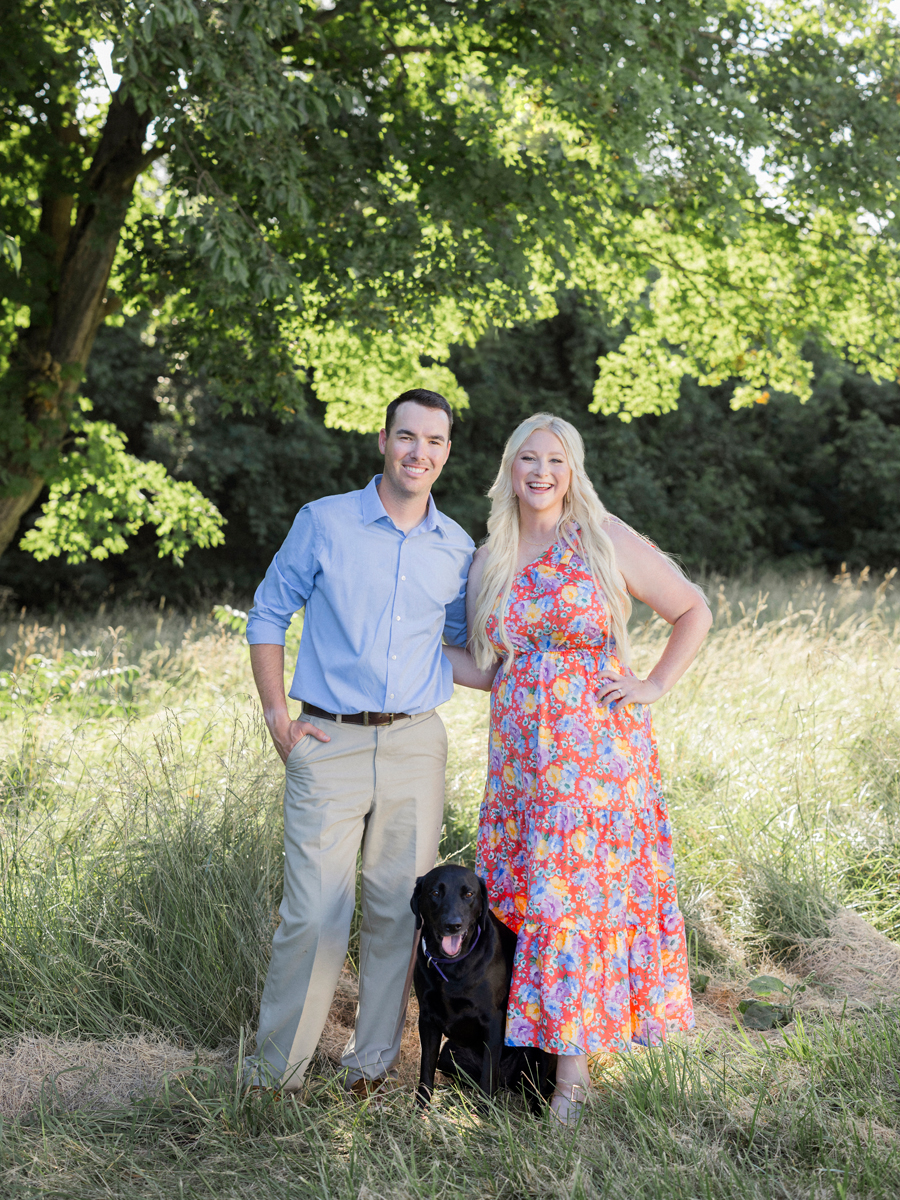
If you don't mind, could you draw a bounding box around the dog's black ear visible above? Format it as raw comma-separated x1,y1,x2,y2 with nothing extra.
410,876,424,929
477,874,491,932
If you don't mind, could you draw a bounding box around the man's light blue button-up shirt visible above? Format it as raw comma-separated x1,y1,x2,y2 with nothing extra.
246,476,475,715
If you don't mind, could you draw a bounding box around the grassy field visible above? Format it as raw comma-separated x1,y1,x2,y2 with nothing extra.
1,570,900,1198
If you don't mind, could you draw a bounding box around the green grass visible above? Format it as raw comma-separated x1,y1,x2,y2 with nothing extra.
2,1013,899,1198
2,570,900,1197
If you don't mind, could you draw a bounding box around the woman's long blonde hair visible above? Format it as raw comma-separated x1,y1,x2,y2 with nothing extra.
470,413,634,670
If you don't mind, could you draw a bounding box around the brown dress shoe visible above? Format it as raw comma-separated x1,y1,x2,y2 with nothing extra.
245,1084,283,1101
348,1075,397,1100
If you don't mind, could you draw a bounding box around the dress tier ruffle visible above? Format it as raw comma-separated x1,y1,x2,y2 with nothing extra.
475,541,694,1055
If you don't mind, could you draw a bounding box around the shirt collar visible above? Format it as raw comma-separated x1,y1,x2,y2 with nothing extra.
361,475,444,536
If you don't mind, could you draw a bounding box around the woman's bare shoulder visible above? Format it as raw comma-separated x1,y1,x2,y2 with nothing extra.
468,542,490,584
601,515,662,570
600,513,630,543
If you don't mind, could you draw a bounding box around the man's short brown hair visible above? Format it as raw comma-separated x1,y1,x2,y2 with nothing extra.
384,389,453,437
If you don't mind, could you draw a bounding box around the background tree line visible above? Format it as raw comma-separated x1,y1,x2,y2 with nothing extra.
4,293,899,609
3,1,899,577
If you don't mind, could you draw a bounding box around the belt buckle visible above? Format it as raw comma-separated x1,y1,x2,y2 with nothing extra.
362,711,369,726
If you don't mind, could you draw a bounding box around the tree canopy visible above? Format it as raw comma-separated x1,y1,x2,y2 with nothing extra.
7,303,900,609
1,0,898,561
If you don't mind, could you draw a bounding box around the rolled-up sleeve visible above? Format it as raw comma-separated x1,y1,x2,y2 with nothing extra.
246,506,318,645
442,575,469,648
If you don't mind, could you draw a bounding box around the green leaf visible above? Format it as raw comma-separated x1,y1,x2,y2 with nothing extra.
212,604,248,635
739,999,794,1030
1,231,21,274
739,1001,781,1030
748,975,788,996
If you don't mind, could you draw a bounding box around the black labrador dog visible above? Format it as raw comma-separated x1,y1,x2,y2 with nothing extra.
410,863,554,1112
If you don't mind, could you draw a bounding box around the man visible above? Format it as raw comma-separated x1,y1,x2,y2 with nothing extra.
243,388,474,1096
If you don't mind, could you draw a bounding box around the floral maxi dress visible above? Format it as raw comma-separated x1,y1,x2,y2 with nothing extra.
475,538,694,1055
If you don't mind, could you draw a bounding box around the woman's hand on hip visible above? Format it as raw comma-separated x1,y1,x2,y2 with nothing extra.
597,669,663,708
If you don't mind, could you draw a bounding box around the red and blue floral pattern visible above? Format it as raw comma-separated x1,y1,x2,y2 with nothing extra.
475,538,694,1055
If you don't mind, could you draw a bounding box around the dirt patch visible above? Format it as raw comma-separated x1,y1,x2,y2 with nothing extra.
4,909,898,1117
313,966,360,1066
795,907,900,1008
687,908,900,1040
0,1032,230,1119
0,967,420,1118
691,983,744,1033
314,965,421,1087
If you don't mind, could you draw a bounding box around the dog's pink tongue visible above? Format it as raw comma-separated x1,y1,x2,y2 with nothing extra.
442,933,463,957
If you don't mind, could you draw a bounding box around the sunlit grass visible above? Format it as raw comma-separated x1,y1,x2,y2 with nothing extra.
1,569,900,1196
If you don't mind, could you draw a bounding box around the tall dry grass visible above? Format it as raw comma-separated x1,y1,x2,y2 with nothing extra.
1,571,900,1196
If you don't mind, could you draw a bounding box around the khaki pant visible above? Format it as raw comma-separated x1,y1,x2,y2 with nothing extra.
245,710,447,1089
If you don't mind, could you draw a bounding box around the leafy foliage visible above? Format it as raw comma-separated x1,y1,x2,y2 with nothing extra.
212,604,249,637
439,298,900,573
739,975,808,1029
1,0,899,561
111,0,900,423
0,232,20,273
19,414,225,565
0,647,140,720
7,300,900,605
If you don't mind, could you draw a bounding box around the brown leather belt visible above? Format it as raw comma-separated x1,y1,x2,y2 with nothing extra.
301,701,410,727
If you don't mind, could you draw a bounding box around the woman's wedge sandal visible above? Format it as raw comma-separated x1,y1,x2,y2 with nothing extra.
549,1081,588,1126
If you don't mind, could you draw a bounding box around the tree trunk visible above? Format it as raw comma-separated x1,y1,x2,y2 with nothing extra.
0,91,158,559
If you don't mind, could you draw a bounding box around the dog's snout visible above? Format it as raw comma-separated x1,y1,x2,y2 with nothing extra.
444,920,463,933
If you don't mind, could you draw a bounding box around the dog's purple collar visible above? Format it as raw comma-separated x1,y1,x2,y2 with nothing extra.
421,924,482,982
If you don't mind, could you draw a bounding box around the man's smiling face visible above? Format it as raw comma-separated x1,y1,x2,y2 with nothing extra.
378,401,452,502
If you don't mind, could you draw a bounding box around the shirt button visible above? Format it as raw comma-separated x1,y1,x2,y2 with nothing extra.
396,615,401,621
389,693,394,700
401,575,406,580
391,655,397,660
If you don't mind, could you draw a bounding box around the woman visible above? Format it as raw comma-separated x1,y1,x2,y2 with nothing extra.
446,413,711,1124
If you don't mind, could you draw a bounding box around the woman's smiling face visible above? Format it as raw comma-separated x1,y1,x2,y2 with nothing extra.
511,429,571,521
